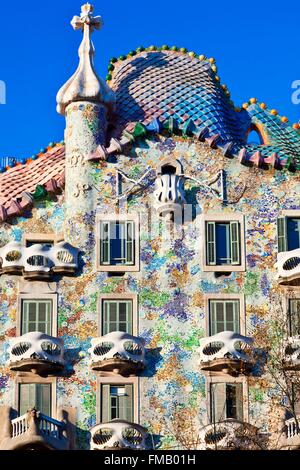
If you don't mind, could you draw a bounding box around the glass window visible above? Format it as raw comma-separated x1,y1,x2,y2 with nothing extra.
21,300,52,335
209,300,240,335
289,299,300,337
102,300,133,335
278,217,300,252
206,221,240,266
101,384,133,422
210,383,243,423
19,383,51,417
100,221,135,266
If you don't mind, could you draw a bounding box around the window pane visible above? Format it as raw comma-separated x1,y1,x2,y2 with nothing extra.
287,218,300,251
102,300,133,335
19,384,51,417
210,300,240,334
289,299,300,336
22,300,52,335
215,223,231,265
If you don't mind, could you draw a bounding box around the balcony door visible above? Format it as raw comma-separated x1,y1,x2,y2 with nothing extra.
21,299,52,335
210,383,243,423
19,383,51,417
101,384,133,423
209,300,240,335
102,299,133,335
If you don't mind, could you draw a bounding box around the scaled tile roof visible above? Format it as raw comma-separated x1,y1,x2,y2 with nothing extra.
0,144,65,222
1,47,300,222
109,49,300,166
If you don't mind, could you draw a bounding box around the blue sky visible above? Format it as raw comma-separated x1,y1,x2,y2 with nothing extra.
0,0,299,159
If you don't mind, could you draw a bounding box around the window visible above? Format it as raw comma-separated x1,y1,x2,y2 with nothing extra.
209,300,240,335
101,384,133,423
246,129,263,145
210,383,243,423
19,383,51,417
206,221,241,266
102,299,133,335
21,299,52,335
288,299,300,337
278,217,300,252
98,216,139,272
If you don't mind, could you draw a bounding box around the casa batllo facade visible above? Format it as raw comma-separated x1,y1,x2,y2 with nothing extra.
0,3,300,451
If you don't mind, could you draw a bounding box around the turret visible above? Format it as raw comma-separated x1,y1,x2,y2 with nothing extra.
56,3,115,249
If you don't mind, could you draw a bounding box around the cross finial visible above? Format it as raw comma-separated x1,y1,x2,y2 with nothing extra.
71,3,103,33
56,3,115,115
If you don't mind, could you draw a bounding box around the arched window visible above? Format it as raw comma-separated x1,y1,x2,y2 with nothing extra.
246,125,264,145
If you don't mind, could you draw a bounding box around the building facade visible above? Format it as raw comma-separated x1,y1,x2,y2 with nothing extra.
0,3,300,450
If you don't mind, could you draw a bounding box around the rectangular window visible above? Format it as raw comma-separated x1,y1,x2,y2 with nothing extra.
206,221,241,266
209,300,240,335
102,300,133,335
210,383,243,423
19,383,51,417
288,299,300,337
21,300,52,335
101,384,133,423
100,220,135,267
278,217,300,252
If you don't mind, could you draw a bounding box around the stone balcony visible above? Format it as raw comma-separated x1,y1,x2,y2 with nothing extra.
8,332,65,375
285,416,300,446
89,331,145,375
0,241,79,279
199,420,259,450
0,408,69,451
283,336,300,370
90,419,149,450
276,248,300,285
154,173,185,221
198,331,254,375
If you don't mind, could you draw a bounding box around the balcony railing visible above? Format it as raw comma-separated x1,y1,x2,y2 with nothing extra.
198,331,253,374
89,331,145,375
0,241,79,279
283,336,300,370
90,419,148,450
286,416,300,440
199,420,259,450
276,248,300,285
9,332,65,374
0,408,68,450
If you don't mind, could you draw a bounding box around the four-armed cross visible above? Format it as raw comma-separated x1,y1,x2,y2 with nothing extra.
71,3,103,33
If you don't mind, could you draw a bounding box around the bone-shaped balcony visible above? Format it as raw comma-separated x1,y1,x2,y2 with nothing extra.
89,332,145,375
9,332,65,375
199,420,259,450
0,241,79,279
90,419,148,450
0,408,69,451
198,331,254,375
276,248,300,285
283,336,300,370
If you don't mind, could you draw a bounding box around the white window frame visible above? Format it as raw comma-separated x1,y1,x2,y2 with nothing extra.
17,292,58,337
278,210,300,253
201,213,245,272
96,214,140,272
96,376,139,424
99,294,138,336
206,376,248,425
15,376,57,419
205,294,245,336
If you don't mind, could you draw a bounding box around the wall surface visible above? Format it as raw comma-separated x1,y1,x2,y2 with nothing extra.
0,133,299,449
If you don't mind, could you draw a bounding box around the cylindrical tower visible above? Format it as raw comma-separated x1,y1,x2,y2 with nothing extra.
56,3,115,249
